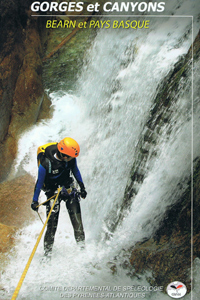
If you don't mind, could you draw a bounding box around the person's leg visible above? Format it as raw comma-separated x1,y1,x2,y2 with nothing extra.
44,192,61,256
66,197,85,244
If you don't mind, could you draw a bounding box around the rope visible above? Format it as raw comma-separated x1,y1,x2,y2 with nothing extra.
11,187,62,300
36,194,56,207
37,211,44,225
36,192,62,225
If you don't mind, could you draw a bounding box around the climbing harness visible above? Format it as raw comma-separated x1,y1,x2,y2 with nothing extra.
11,187,62,300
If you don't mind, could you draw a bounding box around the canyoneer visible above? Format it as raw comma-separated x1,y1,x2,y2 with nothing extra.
31,137,87,259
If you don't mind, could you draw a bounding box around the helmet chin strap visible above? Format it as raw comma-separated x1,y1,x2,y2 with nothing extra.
54,153,62,161
56,150,73,162
56,149,62,160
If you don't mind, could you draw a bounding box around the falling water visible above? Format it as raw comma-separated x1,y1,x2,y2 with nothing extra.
1,1,200,299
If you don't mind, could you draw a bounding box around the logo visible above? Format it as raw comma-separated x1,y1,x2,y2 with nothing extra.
52,169,59,174
166,281,187,298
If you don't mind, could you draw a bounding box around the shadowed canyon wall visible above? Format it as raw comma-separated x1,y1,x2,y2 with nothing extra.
0,0,51,182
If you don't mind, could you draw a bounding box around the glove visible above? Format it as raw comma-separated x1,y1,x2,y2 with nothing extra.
80,188,87,199
31,201,39,211
78,181,87,199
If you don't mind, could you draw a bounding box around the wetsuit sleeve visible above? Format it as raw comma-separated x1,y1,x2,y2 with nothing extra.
33,164,46,202
71,158,83,184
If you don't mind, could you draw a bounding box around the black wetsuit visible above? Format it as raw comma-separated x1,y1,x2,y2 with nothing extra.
33,144,85,256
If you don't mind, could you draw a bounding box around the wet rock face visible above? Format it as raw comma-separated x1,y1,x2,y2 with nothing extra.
0,0,51,182
0,174,37,266
128,158,200,292
124,32,200,292
0,174,36,228
102,30,199,291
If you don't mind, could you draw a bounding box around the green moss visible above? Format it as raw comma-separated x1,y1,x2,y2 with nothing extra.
42,19,97,93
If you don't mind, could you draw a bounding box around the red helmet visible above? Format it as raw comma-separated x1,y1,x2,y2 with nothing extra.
57,137,80,158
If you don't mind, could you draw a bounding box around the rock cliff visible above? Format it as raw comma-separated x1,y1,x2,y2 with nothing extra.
0,0,51,182
119,30,200,292
0,174,36,266
0,0,96,268
0,0,51,268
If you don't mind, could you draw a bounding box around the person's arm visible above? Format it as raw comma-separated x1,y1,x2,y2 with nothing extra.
71,159,87,198
33,164,46,202
71,158,83,183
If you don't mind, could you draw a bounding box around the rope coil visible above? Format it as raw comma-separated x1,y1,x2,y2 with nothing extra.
11,187,62,300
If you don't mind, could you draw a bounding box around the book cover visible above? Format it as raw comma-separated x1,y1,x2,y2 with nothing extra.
0,0,199,299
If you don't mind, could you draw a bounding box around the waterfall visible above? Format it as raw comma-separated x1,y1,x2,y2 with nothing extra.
1,0,200,299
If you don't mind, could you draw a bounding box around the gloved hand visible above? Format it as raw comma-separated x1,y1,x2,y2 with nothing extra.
80,188,87,199
31,201,39,211
78,182,87,199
